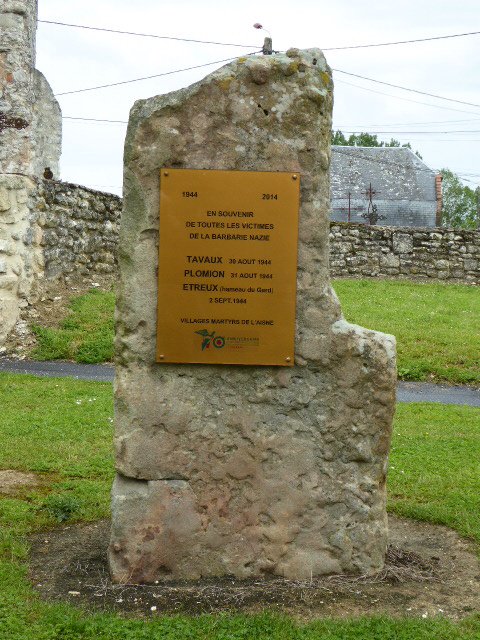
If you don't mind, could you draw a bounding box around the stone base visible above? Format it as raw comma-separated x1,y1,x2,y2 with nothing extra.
109,318,395,584
109,470,388,583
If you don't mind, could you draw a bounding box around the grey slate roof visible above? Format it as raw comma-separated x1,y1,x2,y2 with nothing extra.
330,146,436,201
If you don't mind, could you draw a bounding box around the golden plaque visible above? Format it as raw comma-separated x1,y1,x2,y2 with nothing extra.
156,168,300,366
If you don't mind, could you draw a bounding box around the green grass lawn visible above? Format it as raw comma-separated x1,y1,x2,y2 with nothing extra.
31,289,115,364
333,279,479,384
0,373,479,639
29,280,479,384
389,403,480,543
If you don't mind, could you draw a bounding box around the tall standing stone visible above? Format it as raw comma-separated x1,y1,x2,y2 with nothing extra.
109,48,396,582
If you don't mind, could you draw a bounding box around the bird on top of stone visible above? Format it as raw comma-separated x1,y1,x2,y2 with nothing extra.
43,167,53,180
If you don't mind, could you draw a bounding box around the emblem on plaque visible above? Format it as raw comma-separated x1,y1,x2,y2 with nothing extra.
195,330,226,351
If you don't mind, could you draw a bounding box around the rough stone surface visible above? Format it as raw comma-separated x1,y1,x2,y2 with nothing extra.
38,180,121,280
0,174,39,343
0,178,121,348
329,223,480,282
0,0,62,342
31,69,62,179
109,49,397,583
0,0,61,177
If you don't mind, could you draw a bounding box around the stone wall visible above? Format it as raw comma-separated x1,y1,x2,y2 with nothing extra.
0,178,120,349
2,182,479,350
34,197,480,286
38,180,121,280
329,222,480,283
39,194,480,287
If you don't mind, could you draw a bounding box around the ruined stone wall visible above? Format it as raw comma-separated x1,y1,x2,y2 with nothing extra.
0,0,61,177
31,70,62,179
0,174,41,344
38,180,121,280
329,223,480,283
0,0,62,347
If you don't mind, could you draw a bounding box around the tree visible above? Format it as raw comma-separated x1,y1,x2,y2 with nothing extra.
440,169,478,229
331,130,422,158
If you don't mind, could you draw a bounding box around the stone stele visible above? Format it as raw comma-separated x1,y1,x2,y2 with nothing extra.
109,48,396,583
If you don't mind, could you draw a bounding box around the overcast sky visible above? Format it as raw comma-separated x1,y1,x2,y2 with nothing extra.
35,0,480,195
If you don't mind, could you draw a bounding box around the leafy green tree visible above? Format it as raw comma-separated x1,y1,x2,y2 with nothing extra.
440,169,478,229
331,130,422,158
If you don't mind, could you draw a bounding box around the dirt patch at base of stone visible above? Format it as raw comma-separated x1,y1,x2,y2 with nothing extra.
0,470,44,496
28,515,479,620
